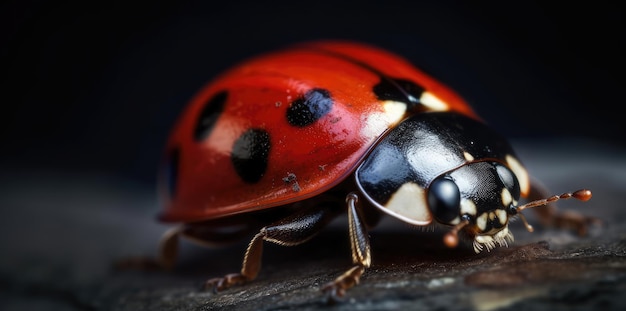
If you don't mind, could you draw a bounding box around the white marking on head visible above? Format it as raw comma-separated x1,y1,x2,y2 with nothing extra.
463,151,475,162
384,182,432,225
496,209,508,226
476,213,488,231
420,91,448,111
506,154,530,197
460,198,477,216
501,188,512,206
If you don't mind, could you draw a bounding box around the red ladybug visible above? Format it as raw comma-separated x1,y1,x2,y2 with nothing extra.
156,41,593,299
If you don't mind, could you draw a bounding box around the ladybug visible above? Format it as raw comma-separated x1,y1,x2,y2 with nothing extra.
156,41,593,300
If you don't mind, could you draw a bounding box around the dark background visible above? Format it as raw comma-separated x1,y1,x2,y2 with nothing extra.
2,0,624,186
1,2,625,310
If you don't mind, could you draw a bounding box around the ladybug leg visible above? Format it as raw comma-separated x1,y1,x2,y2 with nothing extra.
205,204,340,292
158,226,182,269
322,193,370,302
527,182,600,236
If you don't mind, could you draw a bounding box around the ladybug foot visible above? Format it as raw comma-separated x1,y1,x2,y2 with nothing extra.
321,265,365,303
321,283,347,304
204,273,248,293
551,211,602,237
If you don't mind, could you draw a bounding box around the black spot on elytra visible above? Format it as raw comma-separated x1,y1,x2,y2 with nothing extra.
373,78,425,111
231,129,271,183
194,91,228,141
165,147,180,198
286,88,333,127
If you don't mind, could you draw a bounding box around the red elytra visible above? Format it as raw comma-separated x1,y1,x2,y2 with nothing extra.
158,41,476,222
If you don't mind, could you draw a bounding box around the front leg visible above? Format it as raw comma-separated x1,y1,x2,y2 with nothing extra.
205,203,340,292
322,193,371,301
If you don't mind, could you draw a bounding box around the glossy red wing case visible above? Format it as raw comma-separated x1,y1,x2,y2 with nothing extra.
158,41,476,222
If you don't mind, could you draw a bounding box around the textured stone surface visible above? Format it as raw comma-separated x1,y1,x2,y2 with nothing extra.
1,140,625,311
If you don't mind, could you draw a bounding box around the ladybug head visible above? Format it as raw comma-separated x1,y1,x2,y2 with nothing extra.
354,111,591,253
430,161,592,252
427,161,520,252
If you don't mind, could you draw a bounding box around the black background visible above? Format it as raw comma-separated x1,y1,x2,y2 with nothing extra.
2,0,624,186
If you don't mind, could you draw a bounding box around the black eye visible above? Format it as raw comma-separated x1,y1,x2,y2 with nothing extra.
428,177,461,223
496,164,521,200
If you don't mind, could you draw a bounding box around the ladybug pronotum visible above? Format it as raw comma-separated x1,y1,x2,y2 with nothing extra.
156,41,593,300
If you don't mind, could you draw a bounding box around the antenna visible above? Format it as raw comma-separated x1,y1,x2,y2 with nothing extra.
514,189,592,232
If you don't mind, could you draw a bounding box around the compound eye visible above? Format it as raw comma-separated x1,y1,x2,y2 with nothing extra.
496,164,521,200
428,177,461,223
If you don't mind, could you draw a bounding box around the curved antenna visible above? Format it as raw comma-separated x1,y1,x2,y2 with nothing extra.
514,189,592,232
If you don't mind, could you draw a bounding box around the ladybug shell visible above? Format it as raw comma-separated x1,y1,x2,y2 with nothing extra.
159,41,477,223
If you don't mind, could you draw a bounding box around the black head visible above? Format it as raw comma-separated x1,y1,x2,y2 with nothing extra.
355,112,529,252
427,161,521,252
356,112,592,252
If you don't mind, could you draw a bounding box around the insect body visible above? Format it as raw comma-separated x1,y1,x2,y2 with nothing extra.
157,41,592,300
